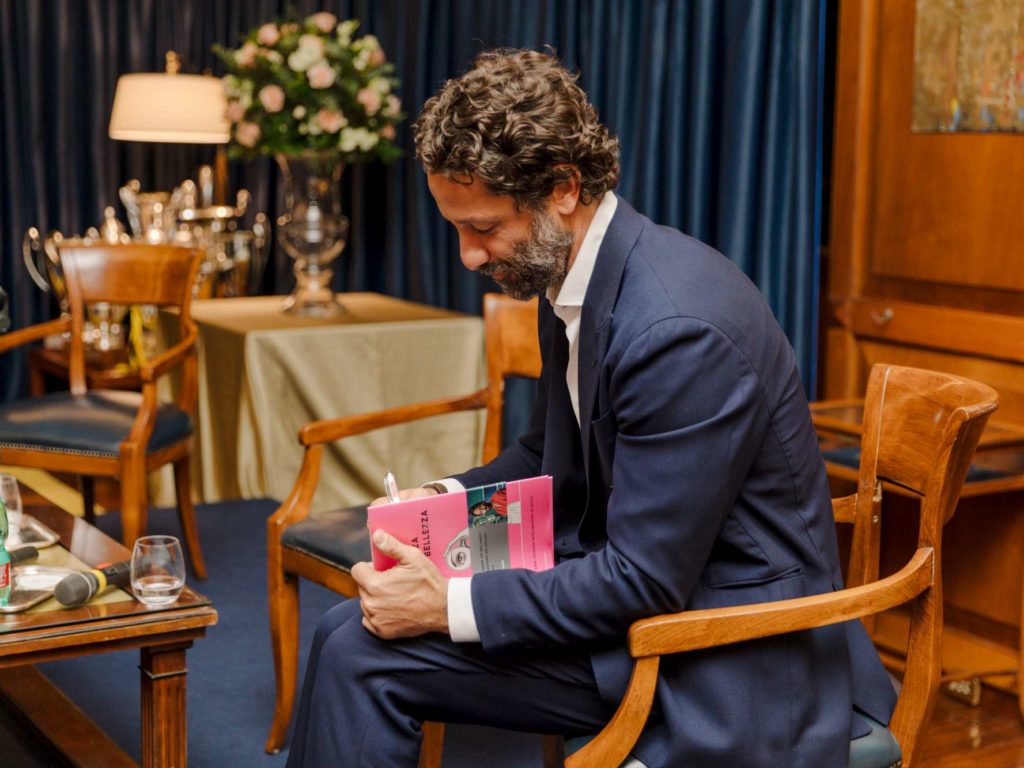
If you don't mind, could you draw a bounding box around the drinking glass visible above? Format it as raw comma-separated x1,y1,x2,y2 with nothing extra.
0,474,23,533
130,535,186,606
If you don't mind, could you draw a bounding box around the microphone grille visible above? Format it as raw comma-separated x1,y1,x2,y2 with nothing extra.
54,572,93,606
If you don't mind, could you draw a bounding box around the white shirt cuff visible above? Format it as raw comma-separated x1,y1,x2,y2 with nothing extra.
446,576,480,642
425,478,466,493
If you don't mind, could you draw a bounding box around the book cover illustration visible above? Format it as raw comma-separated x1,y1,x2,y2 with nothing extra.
368,475,554,578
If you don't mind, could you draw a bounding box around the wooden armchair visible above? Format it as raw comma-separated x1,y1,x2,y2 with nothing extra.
0,243,207,578
264,293,541,757
562,364,997,768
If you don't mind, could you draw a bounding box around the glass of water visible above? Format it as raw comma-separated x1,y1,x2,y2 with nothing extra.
0,474,23,533
130,535,185,607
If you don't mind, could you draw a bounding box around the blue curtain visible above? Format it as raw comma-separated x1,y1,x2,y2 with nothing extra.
0,0,824,398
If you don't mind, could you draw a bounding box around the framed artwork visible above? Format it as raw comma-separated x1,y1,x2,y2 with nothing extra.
913,0,1024,132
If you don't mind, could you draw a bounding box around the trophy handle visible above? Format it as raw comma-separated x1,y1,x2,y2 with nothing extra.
22,227,51,292
0,286,9,333
250,212,269,295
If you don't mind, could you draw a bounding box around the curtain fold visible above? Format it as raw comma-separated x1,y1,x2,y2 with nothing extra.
1,0,824,398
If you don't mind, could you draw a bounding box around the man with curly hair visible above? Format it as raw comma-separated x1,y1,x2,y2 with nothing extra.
287,49,896,767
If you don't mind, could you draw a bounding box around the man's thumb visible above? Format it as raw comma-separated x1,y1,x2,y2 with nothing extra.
374,529,413,561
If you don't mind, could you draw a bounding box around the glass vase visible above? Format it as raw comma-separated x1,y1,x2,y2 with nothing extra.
275,152,349,316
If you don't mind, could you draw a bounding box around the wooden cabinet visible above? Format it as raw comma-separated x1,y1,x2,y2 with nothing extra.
824,0,1024,712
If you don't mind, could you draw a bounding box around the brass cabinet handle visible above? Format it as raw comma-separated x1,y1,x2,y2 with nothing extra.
869,307,894,325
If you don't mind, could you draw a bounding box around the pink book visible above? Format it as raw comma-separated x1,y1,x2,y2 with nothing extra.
368,475,554,578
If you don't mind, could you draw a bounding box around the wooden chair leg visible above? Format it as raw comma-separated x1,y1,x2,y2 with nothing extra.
173,457,206,579
78,476,96,524
418,721,444,768
265,568,300,754
542,734,565,767
119,454,148,549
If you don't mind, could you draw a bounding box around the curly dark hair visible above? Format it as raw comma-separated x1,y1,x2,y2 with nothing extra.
413,49,620,208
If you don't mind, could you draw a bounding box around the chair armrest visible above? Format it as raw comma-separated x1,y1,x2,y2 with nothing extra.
832,493,857,523
0,317,69,355
269,389,489,531
568,548,935,768
629,547,934,658
139,329,197,383
298,389,489,446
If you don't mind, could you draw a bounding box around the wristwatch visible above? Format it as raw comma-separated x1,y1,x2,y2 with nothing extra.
422,482,448,496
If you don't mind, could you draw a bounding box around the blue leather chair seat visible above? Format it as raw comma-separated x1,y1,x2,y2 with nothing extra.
0,391,193,459
848,711,902,768
281,505,371,570
564,710,901,768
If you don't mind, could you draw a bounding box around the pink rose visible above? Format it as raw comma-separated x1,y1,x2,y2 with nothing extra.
235,122,261,147
380,124,396,140
256,23,280,46
385,94,401,116
225,100,246,122
258,84,286,113
236,41,259,67
308,12,338,33
369,48,386,67
356,87,381,116
307,61,337,89
315,109,347,133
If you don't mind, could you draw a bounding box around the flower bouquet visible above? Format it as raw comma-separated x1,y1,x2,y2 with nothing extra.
215,12,402,316
215,12,402,163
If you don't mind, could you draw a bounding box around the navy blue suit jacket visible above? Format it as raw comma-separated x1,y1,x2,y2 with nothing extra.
455,199,896,766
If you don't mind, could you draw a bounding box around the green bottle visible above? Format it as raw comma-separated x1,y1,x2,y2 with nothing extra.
0,501,9,610
0,497,9,606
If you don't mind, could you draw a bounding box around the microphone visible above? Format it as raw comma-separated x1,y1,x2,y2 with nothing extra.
10,546,39,565
54,561,131,607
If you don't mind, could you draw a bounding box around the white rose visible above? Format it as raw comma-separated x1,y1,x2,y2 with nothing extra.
337,20,359,46
369,76,391,95
357,34,381,52
358,129,379,151
288,34,325,72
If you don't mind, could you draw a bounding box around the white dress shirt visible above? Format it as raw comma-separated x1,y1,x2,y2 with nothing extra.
446,192,618,642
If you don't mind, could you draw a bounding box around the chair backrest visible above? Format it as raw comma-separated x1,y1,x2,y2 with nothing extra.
480,293,541,463
57,242,202,396
848,364,998,765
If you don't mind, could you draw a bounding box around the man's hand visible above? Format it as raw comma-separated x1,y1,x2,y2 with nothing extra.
368,486,442,507
351,530,450,639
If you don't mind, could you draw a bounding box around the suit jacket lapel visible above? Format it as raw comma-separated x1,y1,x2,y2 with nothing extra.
577,199,645,478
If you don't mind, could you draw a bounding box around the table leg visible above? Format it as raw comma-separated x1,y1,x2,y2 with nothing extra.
140,642,192,768
1019,569,1024,722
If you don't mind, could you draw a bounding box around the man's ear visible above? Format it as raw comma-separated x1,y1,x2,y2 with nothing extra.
549,166,581,215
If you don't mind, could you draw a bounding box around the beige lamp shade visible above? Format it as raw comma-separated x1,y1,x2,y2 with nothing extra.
109,72,229,143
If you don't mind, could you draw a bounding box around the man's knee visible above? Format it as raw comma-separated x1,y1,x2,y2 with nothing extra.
313,598,362,647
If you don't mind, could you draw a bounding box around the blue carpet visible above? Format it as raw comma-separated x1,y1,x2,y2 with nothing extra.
37,500,544,767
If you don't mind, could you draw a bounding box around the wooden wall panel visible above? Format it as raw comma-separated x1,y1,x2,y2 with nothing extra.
825,0,1024,711
869,2,1024,295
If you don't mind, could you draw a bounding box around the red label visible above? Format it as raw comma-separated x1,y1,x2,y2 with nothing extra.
0,562,8,590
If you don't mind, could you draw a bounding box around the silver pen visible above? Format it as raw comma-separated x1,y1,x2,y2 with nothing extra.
384,468,400,503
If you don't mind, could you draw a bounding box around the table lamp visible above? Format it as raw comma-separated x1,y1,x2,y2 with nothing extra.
109,51,229,202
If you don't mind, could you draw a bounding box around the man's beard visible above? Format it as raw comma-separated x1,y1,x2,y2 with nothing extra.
479,209,574,300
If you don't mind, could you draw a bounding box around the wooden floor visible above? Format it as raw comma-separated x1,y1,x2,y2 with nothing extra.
920,684,1024,766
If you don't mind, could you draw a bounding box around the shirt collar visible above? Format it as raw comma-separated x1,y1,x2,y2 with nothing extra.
547,191,618,309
